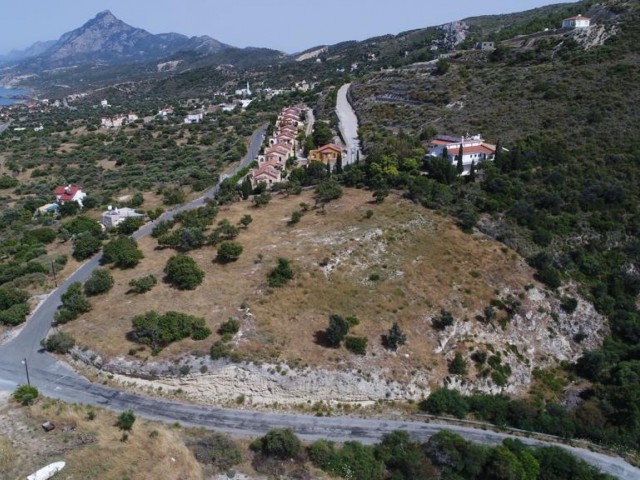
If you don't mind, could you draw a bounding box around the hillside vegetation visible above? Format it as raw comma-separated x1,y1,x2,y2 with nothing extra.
342,0,640,452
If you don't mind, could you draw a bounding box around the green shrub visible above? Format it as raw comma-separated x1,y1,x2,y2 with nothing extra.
251,428,302,459
216,241,243,263
420,388,470,418
72,234,102,261
449,352,468,375
128,275,157,294
0,303,30,326
12,385,38,406
131,310,210,350
55,282,91,324
164,255,204,290
117,216,144,235
384,322,407,351
190,433,243,471
267,257,294,287
102,236,144,269
432,309,454,331
325,314,350,348
345,336,367,355
210,341,230,359
0,175,19,189
84,268,114,296
218,318,240,335
44,331,76,353
116,409,136,431
289,211,303,225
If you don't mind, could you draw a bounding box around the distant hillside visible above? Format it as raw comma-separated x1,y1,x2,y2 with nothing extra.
350,0,638,157
6,10,230,70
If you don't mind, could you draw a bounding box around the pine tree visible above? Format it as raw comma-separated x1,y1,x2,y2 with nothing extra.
335,153,343,174
385,322,407,351
469,160,476,182
240,177,252,200
456,144,464,174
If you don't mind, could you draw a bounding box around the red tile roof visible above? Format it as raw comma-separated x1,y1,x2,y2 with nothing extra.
447,145,495,156
54,185,83,202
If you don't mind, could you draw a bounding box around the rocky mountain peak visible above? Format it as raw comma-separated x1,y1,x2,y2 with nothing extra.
92,10,118,25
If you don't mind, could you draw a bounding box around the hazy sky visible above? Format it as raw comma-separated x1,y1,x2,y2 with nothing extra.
1,0,571,54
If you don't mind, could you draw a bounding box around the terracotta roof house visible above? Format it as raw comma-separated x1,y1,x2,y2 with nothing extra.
54,185,87,207
308,144,344,165
250,164,282,189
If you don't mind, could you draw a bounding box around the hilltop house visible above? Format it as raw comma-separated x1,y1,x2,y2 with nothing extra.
184,110,205,124
54,185,86,207
562,15,590,29
308,144,344,166
428,134,498,175
101,207,143,228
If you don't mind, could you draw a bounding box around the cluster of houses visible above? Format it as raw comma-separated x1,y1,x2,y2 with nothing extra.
37,184,143,229
249,105,308,188
100,112,138,128
427,134,499,175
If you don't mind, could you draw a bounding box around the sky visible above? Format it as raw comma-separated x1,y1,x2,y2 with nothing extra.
1,0,571,55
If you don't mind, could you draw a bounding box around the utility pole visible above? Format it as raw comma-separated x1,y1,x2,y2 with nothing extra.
50,261,58,288
22,358,31,387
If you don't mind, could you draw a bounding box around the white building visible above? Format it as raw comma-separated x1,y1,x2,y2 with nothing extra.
235,82,252,97
100,99,109,108
184,111,204,124
562,15,591,29
428,134,498,175
101,207,144,228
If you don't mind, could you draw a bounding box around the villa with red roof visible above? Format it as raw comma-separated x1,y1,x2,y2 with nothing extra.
428,134,498,175
54,185,87,207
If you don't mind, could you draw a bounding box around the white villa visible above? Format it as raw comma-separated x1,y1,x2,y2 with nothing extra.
428,134,498,175
562,15,591,29
101,207,144,228
184,110,205,124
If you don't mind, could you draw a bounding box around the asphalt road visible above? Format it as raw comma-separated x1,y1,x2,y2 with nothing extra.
336,83,361,165
0,124,638,479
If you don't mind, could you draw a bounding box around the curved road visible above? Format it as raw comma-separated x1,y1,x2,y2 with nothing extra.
336,83,361,165
0,127,638,479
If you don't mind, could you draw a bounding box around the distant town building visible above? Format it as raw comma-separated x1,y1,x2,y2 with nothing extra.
100,99,110,108
562,15,591,29
475,42,495,50
184,110,205,124
235,82,252,97
101,207,143,228
157,107,174,117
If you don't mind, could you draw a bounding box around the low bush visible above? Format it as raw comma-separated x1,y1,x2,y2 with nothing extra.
44,331,76,353
128,275,157,294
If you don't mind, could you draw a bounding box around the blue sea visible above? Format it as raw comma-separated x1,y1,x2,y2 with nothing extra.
0,87,31,105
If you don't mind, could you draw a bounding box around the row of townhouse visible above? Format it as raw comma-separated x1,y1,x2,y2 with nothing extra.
249,104,308,188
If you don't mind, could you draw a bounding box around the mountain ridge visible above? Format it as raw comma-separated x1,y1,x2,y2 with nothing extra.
3,10,230,69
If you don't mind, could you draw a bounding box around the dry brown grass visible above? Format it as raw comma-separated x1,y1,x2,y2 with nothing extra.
64,188,537,380
15,399,204,480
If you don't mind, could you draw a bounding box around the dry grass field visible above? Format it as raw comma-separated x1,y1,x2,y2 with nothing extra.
0,392,204,480
63,188,538,382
